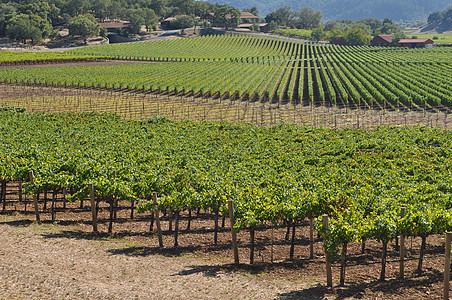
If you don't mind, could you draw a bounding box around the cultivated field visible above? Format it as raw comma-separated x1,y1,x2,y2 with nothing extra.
1,34,452,299
1,34,451,111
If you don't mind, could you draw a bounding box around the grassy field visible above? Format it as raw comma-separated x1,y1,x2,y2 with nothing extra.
271,28,312,39
405,33,452,45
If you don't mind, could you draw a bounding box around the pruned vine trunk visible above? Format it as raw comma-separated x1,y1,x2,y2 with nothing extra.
250,226,255,264
380,241,388,281
285,220,291,241
214,209,219,245
290,221,296,260
168,210,173,233
186,208,191,231
1,180,6,211
174,210,180,247
79,192,83,209
108,199,114,234
149,212,155,232
51,189,56,222
416,235,427,275
43,190,47,210
340,241,348,286
130,200,134,219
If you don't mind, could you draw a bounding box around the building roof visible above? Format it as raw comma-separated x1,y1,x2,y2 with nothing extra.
240,12,259,19
237,23,268,28
397,39,434,43
214,11,259,19
376,35,395,42
162,17,176,22
99,22,130,29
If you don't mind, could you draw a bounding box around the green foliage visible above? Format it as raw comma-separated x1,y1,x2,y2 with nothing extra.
296,7,322,30
428,7,452,32
0,106,25,113
128,13,144,34
311,28,325,41
214,4,241,29
260,0,450,22
1,112,452,262
67,14,100,43
6,13,54,45
344,27,370,45
1,34,451,107
271,28,312,39
0,51,103,64
170,15,196,32
265,7,295,27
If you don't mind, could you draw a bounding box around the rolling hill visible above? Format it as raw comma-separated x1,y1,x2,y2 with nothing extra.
209,0,451,22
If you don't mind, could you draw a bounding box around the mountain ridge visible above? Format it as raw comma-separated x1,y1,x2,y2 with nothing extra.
208,0,451,22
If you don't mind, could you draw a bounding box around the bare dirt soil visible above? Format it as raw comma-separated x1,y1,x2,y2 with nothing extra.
0,181,449,299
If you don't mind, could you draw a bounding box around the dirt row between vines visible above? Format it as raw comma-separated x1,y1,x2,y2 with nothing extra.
0,194,448,300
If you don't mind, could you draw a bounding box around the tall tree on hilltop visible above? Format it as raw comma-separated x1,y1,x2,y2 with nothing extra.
296,7,322,29
68,14,100,44
214,4,240,30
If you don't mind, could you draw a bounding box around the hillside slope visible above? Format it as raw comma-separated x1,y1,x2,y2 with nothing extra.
210,0,450,21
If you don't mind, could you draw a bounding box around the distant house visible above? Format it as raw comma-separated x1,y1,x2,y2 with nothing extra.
239,12,259,23
161,17,176,28
99,22,130,33
370,35,395,47
396,39,434,48
207,11,259,28
236,23,270,32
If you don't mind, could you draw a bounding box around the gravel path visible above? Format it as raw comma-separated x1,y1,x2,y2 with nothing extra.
0,215,306,300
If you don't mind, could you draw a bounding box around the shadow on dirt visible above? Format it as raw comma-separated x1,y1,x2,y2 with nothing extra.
0,219,34,227
276,268,442,299
107,245,203,257
171,259,325,279
41,230,120,241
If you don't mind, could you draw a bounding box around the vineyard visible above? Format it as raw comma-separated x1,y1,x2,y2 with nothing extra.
0,34,451,112
1,34,452,297
1,111,452,293
1,83,451,129
0,51,105,65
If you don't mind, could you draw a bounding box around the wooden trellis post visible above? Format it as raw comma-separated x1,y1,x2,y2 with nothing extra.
228,199,239,265
89,183,98,233
153,192,163,247
444,232,451,300
323,214,332,287
399,207,406,279
29,170,40,223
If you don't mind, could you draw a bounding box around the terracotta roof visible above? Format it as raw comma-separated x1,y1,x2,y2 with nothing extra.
221,12,259,19
377,35,395,42
398,39,434,43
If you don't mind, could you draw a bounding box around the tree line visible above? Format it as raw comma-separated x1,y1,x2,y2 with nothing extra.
0,0,408,46
428,6,452,32
266,7,406,45
0,0,217,44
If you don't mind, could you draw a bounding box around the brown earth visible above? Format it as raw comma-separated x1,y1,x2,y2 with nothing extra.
0,182,449,299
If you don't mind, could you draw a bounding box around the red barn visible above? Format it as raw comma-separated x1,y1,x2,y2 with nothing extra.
370,35,395,47
396,39,434,48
